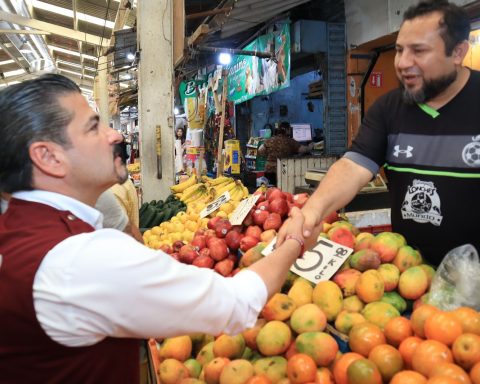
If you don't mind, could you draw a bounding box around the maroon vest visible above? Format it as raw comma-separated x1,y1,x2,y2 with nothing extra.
0,198,139,383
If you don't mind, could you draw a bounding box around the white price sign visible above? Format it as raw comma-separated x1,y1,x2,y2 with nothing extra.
262,237,353,283
200,191,231,218
229,194,260,225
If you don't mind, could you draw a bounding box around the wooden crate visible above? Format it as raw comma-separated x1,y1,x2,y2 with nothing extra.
277,156,337,194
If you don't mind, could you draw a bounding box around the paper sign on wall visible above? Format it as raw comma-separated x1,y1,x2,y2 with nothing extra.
229,194,260,225
200,191,231,218
262,237,353,283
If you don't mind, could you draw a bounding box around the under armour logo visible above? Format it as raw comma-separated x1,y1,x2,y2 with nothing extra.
393,145,414,158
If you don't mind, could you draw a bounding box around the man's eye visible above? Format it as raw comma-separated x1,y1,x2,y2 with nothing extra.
90,124,99,131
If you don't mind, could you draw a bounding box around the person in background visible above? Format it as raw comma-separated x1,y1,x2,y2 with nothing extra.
0,74,322,383
258,121,313,185
278,0,479,266
174,126,186,174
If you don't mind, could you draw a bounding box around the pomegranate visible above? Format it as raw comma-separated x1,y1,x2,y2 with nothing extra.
269,198,289,218
208,238,229,261
207,216,222,230
170,252,180,261
192,254,215,269
292,193,309,208
203,229,217,243
252,209,269,226
284,192,293,202
263,213,282,231
191,235,207,251
244,225,262,240
198,247,211,258
225,230,242,251
215,219,232,238
214,258,234,276
231,225,243,233
253,190,266,203
179,244,198,264
266,187,285,202
256,201,269,211
172,240,185,253
158,244,173,254
240,236,259,252
243,210,254,226
195,228,206,237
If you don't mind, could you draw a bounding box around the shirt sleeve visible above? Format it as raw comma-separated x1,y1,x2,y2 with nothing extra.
33,229,268,347
95,189,128,230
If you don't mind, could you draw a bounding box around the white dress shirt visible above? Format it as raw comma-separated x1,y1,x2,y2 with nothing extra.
10,191,268,347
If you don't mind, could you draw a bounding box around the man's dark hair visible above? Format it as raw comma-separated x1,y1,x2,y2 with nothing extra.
0,74,81,193
403,0,471,55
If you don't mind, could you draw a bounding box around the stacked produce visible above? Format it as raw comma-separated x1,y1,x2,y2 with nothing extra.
147,182,480,384
139,195,186,229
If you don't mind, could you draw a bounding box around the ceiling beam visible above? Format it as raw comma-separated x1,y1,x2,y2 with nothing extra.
0,10,110,47
0,29,50,35
72,0,84,79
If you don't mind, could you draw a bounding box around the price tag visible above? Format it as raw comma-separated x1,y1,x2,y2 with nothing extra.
262,237,353,284
229,194,260,225
200,191,231,218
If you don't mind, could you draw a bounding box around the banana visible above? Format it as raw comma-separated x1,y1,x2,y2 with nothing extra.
214,181,236,197
170,174,197,193
184,188,206,204
255,184,268,194
242,186,250,199
180,184,204,202
181,182,204,198
230,186,244,201
208,176,232,186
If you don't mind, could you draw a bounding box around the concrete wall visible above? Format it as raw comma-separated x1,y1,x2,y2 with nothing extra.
345,0,474,47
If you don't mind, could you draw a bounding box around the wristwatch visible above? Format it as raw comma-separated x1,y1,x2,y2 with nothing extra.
285,234,305,257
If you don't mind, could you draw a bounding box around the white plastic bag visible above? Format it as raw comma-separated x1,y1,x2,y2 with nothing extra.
427,244,480,311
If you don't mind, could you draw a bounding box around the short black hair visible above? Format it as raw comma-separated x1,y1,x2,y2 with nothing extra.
403,0,471,55
0,74,80,193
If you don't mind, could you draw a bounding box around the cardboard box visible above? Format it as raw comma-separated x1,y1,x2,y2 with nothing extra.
224,139,241,174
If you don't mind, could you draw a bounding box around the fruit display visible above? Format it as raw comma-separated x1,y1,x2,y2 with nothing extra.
139,195,187,229
145,180,480,383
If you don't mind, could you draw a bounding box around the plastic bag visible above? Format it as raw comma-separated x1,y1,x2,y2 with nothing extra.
427,244,480,311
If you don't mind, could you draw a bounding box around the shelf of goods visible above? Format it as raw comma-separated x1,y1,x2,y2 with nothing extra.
141,177,479,384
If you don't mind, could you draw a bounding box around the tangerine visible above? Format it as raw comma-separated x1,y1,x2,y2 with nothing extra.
245,376,273,384
426,376,464,384
399,336,423,369
411,304,441,338
424,312,463,346
452,333,480,371
286,353,317,384
411,339,454,377
429,362,471,383
390,370,428,384
346,358,382,384
368,343,404,382
348,322,386,357
384,315,414,347
315,367,334,384
332,352,363,384
470,361,480,384
452,307,480,335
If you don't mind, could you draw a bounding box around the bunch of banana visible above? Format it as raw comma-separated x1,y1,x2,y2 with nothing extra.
229,181,250,201
182,184,208,204
178,181,203,201
203,175,233,188
212,179,237,198
170,174,198,194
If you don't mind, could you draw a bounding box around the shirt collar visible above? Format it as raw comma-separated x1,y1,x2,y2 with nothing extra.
12,190,103,230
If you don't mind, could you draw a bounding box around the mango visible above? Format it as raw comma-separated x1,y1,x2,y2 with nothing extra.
370,232,400,262
377,263,400,292
159,335,193,362
342,295,365,313
295,331,339,367
290,303,327,334
398,266,429,300
204,357,230,384
312,280,343,322
213,334,245,359
361,301,400,330
196,341,215,367
380,291,407,313
393,245,423,272
349,249,381,271
159,358,190,384
253,356,288,383
332,268,362,297
256,320,291,356
334,310,367,334
419,264,436,285
219,359,254,384
242,318,266,350
355,270,384,303
287,277,313,307
327,226,356,249
261,293,296,321
239,244,265,267
354,232,375,251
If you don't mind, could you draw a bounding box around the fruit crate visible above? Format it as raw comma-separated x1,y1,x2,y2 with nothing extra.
146,339,160,383
325,323,350,353
345,208,391,234
358,223,393,235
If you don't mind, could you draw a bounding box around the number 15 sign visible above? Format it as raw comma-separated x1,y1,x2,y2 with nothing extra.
262,237,354,283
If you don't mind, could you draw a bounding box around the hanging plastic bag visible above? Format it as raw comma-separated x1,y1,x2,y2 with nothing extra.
427,244,480,311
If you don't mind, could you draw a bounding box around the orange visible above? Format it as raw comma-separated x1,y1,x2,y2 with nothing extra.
368,343,404,382
470,361,480,384
286,353,317,384
348,322,386,357
426,376,464,384
245,375,272,384
424,312,463,346
411,304,441,338
315,367,334,384
429,362,471,383
399,336,424,369
390,370,428,384
452,333,480,370
452,307,480,335
332,352,363,384
346,358,382,384
384,316,414,347
411,339,454,377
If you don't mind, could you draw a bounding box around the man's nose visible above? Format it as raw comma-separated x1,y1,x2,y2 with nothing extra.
396,50,414,70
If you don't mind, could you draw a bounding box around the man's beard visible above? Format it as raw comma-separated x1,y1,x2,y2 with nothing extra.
113,143,129,184
401,70,457,105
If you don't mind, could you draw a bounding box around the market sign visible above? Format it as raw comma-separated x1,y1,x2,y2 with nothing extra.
179,23,291,106
262,237,353,284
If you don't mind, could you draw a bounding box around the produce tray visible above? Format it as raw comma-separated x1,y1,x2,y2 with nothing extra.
146,339,160,383
358,224,393,234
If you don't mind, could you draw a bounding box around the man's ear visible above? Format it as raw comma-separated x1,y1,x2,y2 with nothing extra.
29,141,67,177
452,40,469,64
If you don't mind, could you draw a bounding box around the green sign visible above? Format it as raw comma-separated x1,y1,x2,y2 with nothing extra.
227,23,290,104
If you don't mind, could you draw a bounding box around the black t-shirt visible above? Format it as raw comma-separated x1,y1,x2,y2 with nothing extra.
345,69,480,266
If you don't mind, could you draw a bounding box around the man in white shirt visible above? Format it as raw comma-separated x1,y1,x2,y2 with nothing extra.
0,74,321,382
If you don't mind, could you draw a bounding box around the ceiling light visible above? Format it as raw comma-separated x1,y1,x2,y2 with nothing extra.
218,53,232,65
127,52,135,61
48,45,98,61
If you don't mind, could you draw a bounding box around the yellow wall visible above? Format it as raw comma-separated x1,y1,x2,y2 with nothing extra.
464,29,480,70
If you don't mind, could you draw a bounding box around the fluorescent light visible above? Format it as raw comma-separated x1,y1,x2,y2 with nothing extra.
56,60,96,72
0,59,14,66
32,0,117,29
48,45,98,61
58,68,94,79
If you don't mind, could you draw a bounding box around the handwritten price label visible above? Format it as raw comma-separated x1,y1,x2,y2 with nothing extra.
262,237,353,283
229,194,260,225
200,191,231,218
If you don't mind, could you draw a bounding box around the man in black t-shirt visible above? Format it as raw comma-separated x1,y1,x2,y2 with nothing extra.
278,0,479,266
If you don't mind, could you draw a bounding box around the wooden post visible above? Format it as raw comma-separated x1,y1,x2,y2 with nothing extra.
216,70,228,177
